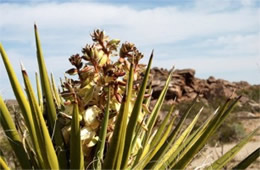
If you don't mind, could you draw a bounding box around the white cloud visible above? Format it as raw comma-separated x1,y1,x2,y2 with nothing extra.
0,1,259,98
240,0,257,7
0,2,259,45
192,34,260,56
154,55,260,83
174,56,258,72
194,0,233,12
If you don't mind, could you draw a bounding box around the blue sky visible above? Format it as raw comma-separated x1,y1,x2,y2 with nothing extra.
0,0,259,99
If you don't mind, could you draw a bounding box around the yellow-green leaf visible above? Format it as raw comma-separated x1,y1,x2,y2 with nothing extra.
70,103,84,169
103,63,134,169
207,127,260,170
0,96,31,169
172,97,239,169
121,51,153,169
35,72,43,112
0,43,44,168
0,156,9,170
94,86,111,169
232,147,260,170
22,66,59,169
34,24,68,168
146,95,198,169
155,107,203,169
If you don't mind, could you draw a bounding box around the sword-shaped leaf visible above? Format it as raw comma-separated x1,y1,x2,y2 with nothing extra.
51,73,61,107
134,114,175,170
0,96,31,169
34,24,68,168
0,43,44,168
0,156,9,170
94,86,111,169
133,67,174,167
172,97,240,169
103,63,134,169
121,51,153,169
154,107,203,169
35,72,43,112
150,105,175,149
34,24,56,128
70,102,84,169
146,96,197,169
232,147,260,170
206,127,260,170
21,65,59,169
167,109,217,168
145,67,174,140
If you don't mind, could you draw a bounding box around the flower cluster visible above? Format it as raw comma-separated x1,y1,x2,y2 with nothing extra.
60,30,148,156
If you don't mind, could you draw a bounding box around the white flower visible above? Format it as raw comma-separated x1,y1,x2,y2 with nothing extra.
84,105,101,130
80,127,95,141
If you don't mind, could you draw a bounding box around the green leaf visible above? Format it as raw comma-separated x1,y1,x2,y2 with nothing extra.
232,147,260,170
150,105,175,149
21,66,59,169
0,96,31,169
143,83,152,106
34,24,56,129
134,115,175,169
0,156,9,170
154,107,203,169
121,51,153,169
146,96,197,169
51,73,61,107
129,115,145,161
172,97,239,169
207,127,260,170
145,67,174,140
70,102,84,169
94,86,111,169
34,24,68,168
0,43,45,168
167,109,217,168
139,107,175,164
35,72,43,112
134,67,174,167
103,63,134,169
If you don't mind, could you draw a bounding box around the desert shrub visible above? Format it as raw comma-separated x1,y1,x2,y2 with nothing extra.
237,86,260,103
211,122,246,144
162,96,247,144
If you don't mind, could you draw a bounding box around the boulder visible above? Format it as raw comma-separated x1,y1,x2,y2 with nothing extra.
150,67,254,104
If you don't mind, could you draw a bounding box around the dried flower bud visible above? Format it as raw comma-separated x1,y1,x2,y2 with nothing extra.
115,93,122,103
80,65,94,73
69,54,82,69
120,42,135,58
107,39,120,52
66,68,78,75
91,29,109,43
82,45,94,61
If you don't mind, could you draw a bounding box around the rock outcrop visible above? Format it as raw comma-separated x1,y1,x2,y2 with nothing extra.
150,67,258,105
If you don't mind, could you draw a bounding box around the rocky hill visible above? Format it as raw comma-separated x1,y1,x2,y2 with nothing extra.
150,67,260,111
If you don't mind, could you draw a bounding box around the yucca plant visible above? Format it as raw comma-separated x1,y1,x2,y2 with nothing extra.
0,25,259,170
